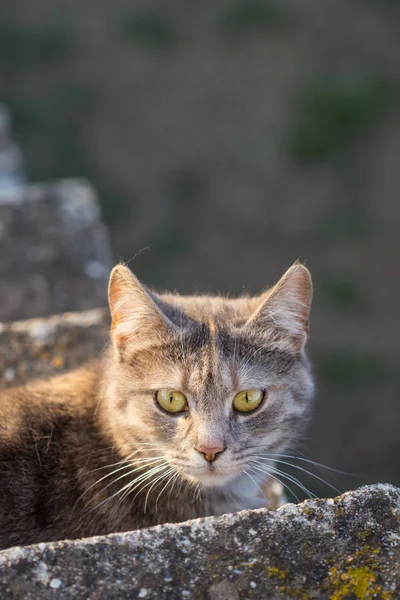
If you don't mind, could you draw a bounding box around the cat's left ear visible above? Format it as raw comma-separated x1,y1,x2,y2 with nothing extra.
245,263,312,352
108,264,174,352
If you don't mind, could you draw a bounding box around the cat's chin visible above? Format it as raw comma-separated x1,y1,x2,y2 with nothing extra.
184,469,238,488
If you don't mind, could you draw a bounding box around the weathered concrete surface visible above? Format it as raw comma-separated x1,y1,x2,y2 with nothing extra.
0,178,113,322
0,484,398,599
0,308,109,388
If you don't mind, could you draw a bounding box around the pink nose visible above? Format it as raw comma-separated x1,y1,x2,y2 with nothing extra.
196,444,225,463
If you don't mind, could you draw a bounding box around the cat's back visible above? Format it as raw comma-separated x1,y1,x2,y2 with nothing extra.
0,360,104,475
0,361,101,439
0,361,109,548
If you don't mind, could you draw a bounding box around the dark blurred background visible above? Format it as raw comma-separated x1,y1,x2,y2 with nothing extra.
1,0,399,498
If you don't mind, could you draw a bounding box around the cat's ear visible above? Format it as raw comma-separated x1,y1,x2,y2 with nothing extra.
245,263,312,352
108,265,173,351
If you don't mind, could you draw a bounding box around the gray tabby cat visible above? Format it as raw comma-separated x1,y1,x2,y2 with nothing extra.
0,262,313,549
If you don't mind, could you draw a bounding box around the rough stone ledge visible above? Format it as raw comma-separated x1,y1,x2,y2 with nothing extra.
0,308,109,388
0,484,398,599
0,178,113,321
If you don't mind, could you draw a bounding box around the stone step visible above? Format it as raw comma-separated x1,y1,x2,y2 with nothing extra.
0,178,113,322
0,484,397,599
0,308,109,388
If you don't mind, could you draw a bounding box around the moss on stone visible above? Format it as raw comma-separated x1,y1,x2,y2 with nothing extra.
328,565,393,600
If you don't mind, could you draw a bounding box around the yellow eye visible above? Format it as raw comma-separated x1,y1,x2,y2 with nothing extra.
233,389,264,413
156,390,189,414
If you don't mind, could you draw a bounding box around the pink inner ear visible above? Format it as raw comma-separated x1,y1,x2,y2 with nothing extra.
108,271,123,323
110,302,125,341
110,303,129,349
108,270,133,346
110,308,119,334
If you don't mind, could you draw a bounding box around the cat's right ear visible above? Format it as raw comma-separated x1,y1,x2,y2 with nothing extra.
108,265,173,352
244,263,312,353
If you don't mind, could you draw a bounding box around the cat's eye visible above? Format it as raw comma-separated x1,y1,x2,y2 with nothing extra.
156,390,189,414
233,389,264,413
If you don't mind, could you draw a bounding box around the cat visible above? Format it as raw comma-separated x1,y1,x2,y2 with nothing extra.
0,262,314,550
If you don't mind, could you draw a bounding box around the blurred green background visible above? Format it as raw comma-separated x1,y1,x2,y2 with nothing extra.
1,0,400,498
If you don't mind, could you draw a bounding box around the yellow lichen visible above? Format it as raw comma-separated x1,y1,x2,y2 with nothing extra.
265,541,393,600
302,506,316,517
276,585,311,599
265,566,287,580
328,565,393,600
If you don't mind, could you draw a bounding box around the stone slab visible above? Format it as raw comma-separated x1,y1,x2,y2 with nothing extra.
0,484,398,599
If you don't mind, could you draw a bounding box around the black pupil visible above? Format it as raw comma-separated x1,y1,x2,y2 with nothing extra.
245,392,248,403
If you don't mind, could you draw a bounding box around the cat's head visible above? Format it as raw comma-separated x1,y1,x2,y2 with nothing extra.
105,263,314,489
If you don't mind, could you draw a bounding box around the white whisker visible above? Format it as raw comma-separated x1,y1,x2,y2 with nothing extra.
250,455,341,494
167,471,181,508
249,462,314,500
115,464,170,508
247,465,301,503
143,468,176,514
155,470,179,512
90,463,169,514
243,469,266,502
